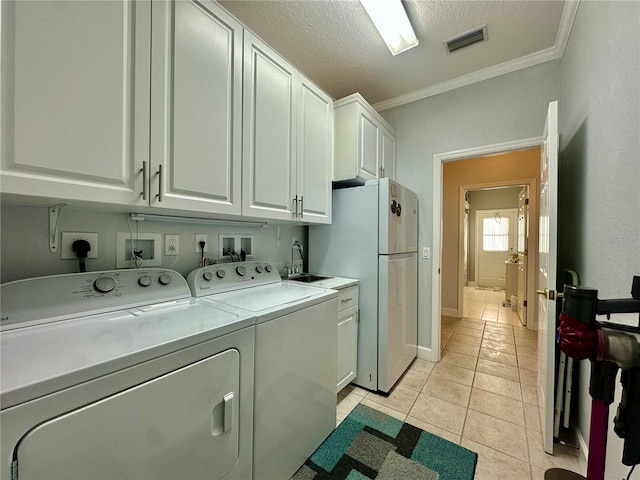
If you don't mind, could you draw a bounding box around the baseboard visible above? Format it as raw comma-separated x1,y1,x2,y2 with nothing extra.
417,345,437,362
576,427,589,465
441,308,460,318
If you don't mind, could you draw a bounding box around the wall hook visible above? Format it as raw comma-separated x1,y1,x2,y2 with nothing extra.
49,203,66,253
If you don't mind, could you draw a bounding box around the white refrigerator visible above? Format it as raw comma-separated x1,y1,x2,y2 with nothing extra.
309,178,418,393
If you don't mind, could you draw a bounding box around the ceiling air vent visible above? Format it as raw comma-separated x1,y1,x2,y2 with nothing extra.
445,25,487,53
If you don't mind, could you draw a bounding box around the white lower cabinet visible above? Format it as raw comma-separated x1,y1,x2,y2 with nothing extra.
336,285,359,392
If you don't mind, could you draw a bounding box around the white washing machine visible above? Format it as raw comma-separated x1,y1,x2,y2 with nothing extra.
0,268,254,480
187,261,338,480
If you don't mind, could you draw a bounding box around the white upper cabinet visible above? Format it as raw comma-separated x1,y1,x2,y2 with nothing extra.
2,1,331,222
333,93,396,183
2,0,242,215
150,0,242,214
242,31,297,221
380,126,397,180
297,79,332,224
242,32,332,223
1,0,150,206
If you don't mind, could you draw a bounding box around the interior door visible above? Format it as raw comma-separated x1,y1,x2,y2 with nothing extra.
476,209,518,288
517,186,529,324
537,100,559,454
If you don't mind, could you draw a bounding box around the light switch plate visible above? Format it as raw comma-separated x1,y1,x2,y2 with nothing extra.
422,247,430,259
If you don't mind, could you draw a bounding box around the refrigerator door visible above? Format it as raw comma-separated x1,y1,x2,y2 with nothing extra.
379,178,418,254
378,252,417,393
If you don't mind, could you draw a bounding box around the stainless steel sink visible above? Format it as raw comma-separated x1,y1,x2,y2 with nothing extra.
287,273,332,283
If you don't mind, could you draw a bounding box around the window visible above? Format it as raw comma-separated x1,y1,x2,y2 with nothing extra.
483,216,510,252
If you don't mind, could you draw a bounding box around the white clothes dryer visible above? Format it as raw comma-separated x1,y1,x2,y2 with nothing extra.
187,261,338,480
0,268,254,480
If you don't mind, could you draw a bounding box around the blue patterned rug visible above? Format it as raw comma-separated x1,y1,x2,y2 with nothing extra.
292,403,477,480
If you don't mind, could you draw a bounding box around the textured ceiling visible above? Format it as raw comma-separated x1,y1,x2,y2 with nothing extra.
219,0,568,108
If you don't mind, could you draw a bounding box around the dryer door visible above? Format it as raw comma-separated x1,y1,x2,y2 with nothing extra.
15,349,241,480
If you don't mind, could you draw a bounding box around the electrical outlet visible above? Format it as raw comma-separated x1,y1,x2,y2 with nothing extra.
61,232,98,259
165,234,179,256
195,234,208,253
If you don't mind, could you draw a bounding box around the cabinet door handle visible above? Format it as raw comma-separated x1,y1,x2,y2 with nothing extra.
381,166,385,177
141,161,148,201
299,195,304,218
293,195,298,217
156,164,163,202
341,298,353,303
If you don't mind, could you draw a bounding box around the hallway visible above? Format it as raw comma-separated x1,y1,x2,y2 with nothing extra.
336,293,586,479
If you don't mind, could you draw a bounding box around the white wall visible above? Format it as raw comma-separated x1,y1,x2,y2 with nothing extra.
380,61,561,349
558,1,640,477
0,204,306,283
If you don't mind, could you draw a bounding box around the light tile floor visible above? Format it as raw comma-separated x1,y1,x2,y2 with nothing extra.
336,288,587,480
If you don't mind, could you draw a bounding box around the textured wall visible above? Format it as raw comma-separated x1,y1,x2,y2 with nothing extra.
381,61,561,349
0,204,306,283
558,1,640,477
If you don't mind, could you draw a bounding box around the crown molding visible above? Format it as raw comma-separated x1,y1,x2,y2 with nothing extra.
374,0,580,112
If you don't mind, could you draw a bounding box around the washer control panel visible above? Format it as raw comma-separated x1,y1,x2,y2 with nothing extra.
187,261,280,297
0,269,190,330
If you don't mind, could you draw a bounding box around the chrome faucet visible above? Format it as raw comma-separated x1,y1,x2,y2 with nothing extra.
291,240,304,275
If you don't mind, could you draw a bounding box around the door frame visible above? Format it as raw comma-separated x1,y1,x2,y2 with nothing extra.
431,137,542,361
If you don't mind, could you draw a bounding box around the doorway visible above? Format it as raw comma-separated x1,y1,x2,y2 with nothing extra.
431,139,541,361
462,186,527,325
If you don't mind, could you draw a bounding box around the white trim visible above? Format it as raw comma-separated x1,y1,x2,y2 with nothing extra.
431,136,543,366
374,1,581,111
441,308,459,318
576,427,589,464
417,345,437,362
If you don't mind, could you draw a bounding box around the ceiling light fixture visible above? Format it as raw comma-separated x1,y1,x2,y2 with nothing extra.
359,0,418,55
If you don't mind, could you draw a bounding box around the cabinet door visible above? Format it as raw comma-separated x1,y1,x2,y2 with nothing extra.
380,127,396,180
298,80,332,224
242,31,297,221
358,109,380,180
1,1,149,206
150,0,242,214
337,305,359,392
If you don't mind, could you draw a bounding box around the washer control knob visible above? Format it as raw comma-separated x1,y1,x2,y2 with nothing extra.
265,265,273,272
216,269,226,279
94,276,116,293
236,266,246,276
203,271,213,281
255,265,264,273
138,275,152,287
159,274,171,285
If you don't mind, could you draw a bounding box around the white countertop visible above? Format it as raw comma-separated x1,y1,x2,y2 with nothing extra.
285,276,358,290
